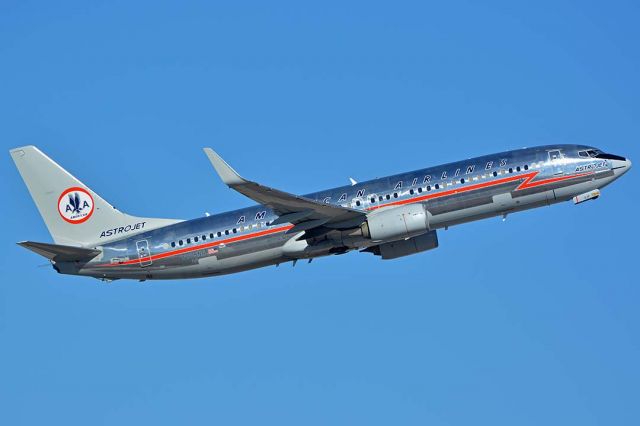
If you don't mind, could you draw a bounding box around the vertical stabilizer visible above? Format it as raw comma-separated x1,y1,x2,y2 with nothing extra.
10,146,181,246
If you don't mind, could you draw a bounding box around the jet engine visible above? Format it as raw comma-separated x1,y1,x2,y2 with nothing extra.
363,230,439,260
361,203,430,242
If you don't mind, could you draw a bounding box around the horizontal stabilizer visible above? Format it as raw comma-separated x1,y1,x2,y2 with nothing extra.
18,241,101,262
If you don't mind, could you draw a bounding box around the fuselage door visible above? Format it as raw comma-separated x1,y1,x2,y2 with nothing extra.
136,239,153,267
548,149,564,175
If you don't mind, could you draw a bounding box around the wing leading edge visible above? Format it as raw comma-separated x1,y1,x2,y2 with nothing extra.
203,148,365,230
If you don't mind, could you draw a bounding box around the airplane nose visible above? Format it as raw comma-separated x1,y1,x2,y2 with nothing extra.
611,157,632,176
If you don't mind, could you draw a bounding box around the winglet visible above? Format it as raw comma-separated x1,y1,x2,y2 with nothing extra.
203,148,246,186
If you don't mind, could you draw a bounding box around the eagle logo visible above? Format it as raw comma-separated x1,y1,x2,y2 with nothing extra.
58,187,94,224
68,192,83,214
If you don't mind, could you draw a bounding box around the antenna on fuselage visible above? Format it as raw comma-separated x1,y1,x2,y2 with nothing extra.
349,177,357,186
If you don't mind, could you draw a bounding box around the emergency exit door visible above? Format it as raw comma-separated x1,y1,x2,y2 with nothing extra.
548,150,564,175
136,240,152,267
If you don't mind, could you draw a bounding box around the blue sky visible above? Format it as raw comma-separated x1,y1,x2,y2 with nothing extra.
1,1,639,424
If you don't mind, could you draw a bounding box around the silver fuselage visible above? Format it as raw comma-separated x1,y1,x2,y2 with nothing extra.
56,144,631,281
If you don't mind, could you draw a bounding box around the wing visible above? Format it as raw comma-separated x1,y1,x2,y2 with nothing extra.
203,148,365,231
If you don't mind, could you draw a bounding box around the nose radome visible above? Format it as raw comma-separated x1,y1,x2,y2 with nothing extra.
611,157,632,177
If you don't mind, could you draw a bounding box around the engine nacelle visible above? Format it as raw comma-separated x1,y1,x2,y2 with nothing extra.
362,203,430,242
366,230,439,260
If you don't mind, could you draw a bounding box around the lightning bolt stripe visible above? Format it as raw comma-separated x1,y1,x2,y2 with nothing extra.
96,170,593,267
366,170,593,211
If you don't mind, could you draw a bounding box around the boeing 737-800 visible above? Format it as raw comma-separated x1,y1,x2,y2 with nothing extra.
10,144,631,281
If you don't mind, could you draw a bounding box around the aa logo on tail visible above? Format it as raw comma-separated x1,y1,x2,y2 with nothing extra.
58,187,94,224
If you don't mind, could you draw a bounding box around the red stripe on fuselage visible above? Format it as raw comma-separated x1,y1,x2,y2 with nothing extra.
97,224,295,267
98,170,593,267
366,170,592,211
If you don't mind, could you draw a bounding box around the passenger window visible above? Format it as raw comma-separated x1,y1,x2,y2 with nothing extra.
179,240,183,246
493,171,498,177
417,187,423,193
194,236,199,242
524,165,529,170
427,185,431,191
217,232,222,237
409,189,414,195
356,200,361,206
210,233,214,239
370,197,376,203
508,168,513,173
460,178,465,184
187,238,191,244
393,193,398,198
435,184,440,189
171,242,176,248
378,196,383,201
225,230,229,235
386,194,390,200
516,166,521,172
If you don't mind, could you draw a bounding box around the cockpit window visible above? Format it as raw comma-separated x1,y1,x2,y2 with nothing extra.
595,153,626,161
578,149,623,161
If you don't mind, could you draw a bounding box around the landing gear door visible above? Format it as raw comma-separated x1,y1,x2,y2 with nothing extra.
136,239,152,267
548,149,564,175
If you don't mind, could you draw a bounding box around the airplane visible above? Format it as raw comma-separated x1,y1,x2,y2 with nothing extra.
10,144,631,282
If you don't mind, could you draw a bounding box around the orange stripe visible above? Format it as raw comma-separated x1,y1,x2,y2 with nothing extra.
99,170,593,267
98,224,294,267
516,171,592,190
367,171,592,211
